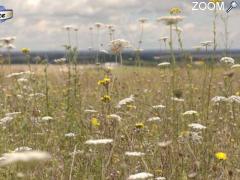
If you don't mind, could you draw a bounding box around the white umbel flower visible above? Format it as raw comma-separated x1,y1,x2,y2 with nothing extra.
125,151,145,157
211,96,228,103
85,139,113,145
159,37,168,41
116,95,134,108
157,16,184,25
54,58,66,63
188,123,206,130
171,97,184,102
220,57,235,65
110,39,130,54
182,110,198,116
231,64,240,69
41,116,53,122
65,133,76,137
200,41,213,47
108,114,122,122
147,117,161,122
228,96,240,104
128,172,154,180
14,147,32,152
0,116,14,125
152,105,166,109
6,71,34,78
155,177,166,180
17,78,28,83
158,140,172,148
158,62,171,67
0,151,51,167
5,112,21,117
84,109,98,113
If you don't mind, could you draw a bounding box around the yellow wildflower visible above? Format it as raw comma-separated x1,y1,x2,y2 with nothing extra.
98,77,110,86
215,152,227,160
135,122,144,129
170,7,181,15
101,95,111,103
91,117,100,127
21,48,30,54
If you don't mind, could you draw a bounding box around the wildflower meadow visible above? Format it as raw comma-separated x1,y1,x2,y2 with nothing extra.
0,3,240,180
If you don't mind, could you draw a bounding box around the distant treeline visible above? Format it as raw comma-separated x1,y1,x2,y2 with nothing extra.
0,49,240,64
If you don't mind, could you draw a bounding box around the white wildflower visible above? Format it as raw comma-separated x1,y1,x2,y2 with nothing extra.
182,110,198,116
14,147,32,152
84,109,98,113
228,96,240,104
6,72,22,78
108,114,122,122
147,117,161,122
155,177,166,180
152,105,166,109
65,133,76,137
29,93,45,98
109,39,130,54
0,36,16,45
17,78,28,83
171,97,184,102
158,140,172,148
0,116,14,125
159,37,168,41
6,71,34,78
158,62,170,67
188,123,206,130
200,41,213,47
40,116,53,122
128,172,154,180
157,16,184,25
211,96,228,103
54,58,66,64
85,139,113,145
0,151,51,167
116,95,134,108
231,64,240,69
220,57,235,65
125,151,145,157
5,112,21,117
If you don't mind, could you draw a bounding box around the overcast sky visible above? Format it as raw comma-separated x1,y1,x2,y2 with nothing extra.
0,0,239,51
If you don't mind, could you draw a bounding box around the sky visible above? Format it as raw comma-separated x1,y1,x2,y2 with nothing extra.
0,0,240,51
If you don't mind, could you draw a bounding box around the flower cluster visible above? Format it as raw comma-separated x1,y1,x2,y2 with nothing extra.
98,76,111,87
21,48,30,55
170,7,181,15
215,152,227,160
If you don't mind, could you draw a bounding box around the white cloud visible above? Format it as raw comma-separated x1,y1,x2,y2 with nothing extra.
0,0,239,50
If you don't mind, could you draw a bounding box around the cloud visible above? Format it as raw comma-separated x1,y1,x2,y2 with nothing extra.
0,0,239,50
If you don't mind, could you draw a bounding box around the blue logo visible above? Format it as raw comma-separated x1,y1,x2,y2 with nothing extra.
0,6,13,23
